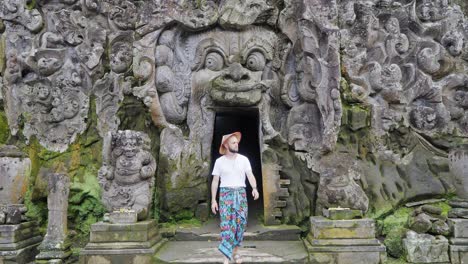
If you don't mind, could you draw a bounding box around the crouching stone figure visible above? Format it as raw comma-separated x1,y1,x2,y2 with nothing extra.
98,130,156,220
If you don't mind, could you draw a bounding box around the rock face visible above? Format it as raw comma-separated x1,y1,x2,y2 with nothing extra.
99,130,157,221
403,230,450,263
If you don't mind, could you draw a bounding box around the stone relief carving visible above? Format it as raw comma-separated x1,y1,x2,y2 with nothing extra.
316,153,369,214
0,0,467,227
338,0,468,212
98,130,156,220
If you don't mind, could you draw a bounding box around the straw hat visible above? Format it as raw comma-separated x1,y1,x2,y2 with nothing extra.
219,132,242,155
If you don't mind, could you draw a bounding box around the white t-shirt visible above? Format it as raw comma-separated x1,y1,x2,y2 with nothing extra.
212,154,252,187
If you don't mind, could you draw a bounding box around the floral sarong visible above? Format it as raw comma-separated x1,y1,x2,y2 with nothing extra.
218,187,248,260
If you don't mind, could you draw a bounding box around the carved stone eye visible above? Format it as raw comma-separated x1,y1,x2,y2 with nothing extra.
205,52,224,71
246,52,266,71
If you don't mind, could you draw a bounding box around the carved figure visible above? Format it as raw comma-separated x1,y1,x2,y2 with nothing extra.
99,130,156,220
316,153,369,214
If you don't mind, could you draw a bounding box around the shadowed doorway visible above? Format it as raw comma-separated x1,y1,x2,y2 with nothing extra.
211,108,263,223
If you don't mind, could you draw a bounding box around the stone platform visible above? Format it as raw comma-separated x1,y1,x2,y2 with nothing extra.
0,221,42,264
450,219,468,264
305,217,386,264
154,240,308,263
79,220,164,264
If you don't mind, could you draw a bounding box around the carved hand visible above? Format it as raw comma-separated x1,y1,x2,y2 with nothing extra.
140,165,153,178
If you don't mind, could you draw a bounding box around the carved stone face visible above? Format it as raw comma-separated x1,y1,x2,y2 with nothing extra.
63,97,80,119
418,48,440,74
190,27,278,106
454,90,468,108
385,17,400,35
35,82,50,100
442,31,464,57
110,42,133,74
410,105,437,130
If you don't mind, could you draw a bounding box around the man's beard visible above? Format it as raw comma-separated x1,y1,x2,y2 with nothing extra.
229,147,238,153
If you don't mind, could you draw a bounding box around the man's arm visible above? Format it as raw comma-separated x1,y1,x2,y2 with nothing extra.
211,175,220,214
246,171,259,200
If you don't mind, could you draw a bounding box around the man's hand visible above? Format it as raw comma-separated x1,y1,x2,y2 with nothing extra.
211,201,218,214
252,188,260,200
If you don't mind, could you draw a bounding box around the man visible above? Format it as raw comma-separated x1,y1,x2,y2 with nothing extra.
211,132,260,264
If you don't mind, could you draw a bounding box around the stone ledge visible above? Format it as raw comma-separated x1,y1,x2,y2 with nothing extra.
0,221,37,232
80,239,166,256
0,240,40,263
90,225,159,243
90,220,156,232
84,234,161,250
0,235,42,250
307,238,382,246
309,217,376,239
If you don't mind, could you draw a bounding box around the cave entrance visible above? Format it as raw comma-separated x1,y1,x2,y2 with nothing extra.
211,108,263,224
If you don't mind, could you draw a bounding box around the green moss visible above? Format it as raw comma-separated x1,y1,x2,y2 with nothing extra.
384,257,409,264
377,207,413,258
0,34,5,72
26,0,37,10
174,209,195,221
0,111,10,144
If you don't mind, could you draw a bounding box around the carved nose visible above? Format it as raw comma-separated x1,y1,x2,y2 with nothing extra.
224,63,250,82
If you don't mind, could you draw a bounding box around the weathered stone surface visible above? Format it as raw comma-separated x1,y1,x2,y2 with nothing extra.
109,210,137,224
99,130,156,221
431,220,450,236
0,146,30,205
80,220,163,264
450,244,468,264
89,221,158,243
449,146,468,201
306,217,385,264
408,213,433,234
449,208,468,219
36,173,71,262
316,153,369,214
403,230,449,263
449,219,468,238
309,217,376,239
194,203,209,222
0,221,42,264
323,208,363,220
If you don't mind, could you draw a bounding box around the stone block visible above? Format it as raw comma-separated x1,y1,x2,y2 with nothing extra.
80,220,164,264
450,244,468,264
109,211,137,224
0,241,41,264
403,231,449,263
449,219,468,238
195,203,209,222
306,217,385,264
309,217,376,239
309,251,385,264
0,149,31,204
347,107,368,131
0,222,42,264
323,208,363,220
0,222,39,244
89,221,158,243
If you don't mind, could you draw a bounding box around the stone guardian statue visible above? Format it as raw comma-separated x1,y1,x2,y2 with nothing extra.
98,130,156,221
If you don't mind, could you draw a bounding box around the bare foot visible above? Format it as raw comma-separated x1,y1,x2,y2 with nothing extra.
223,257,229,264
234,254,242,264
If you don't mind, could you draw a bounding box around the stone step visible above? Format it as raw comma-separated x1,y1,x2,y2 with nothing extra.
154,241,309,263
172,224,302,241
